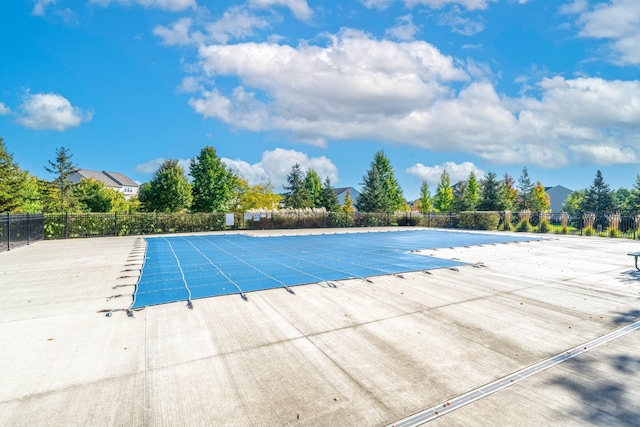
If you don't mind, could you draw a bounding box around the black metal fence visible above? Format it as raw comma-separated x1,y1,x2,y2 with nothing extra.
40,210,640,240
0,213,45,252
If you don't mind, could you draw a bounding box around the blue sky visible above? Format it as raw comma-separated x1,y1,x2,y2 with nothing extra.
1,0,639,200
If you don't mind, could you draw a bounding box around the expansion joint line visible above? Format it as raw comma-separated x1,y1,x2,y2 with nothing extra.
388,319,640,427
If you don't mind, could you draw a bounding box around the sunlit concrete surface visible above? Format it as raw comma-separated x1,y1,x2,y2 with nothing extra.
0,228,638,426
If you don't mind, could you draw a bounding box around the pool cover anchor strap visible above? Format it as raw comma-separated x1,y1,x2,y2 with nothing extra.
163,237,194,309
180,237,249,301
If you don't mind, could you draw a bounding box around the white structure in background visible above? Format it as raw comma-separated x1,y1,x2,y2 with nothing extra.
69,169,140,199
545,185,572,212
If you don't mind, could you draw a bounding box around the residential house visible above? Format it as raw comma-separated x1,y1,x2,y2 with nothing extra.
545,185,572,212
334,187,361,209
69,169,140,199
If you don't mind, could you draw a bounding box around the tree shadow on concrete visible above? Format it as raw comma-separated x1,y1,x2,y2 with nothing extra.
546,311,640,426
617,269,640,284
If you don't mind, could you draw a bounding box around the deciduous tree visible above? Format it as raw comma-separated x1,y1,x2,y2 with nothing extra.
531,181,550,212
500,173,518,211
139,159,192,213
303,169,323,208
0,138,42,212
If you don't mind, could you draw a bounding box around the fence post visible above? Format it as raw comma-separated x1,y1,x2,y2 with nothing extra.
64,212,68,239
579,211,583,236
6,213,10,251
27,213,30,245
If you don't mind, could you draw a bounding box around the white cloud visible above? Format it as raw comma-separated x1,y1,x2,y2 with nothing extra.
182,27,640,169
190,29,467,140
154,8,271,46
386,14,420,41
90,0,196,11
362,0,496,10
223,148,338,188
568,144,637,165
17,93,92,131
406,161,484,187
206,7,270,44
565,0,640,65
153,18,195,46
438,8,485,35
0,102,10,115
405,0,495,11
559,0,587,15
32,0,57,16
249,0,313,21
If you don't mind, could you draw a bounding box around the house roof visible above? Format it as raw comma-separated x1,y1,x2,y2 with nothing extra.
104,171,138,187
77,169,120,187
76,169,139,188
334,187,360,196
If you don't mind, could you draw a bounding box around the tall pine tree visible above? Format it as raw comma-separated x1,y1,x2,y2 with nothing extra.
318,177,339,212
582,170,614,213
283,164,312,209
44,146,79,211
479,171,501,211
517,167,533,210
356,165,388,212
372,150,405,211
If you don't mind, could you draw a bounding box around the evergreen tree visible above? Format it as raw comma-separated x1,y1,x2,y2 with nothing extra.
457,171,479,211
318,177,339,212
581,170,614,213
613,188,631,212
417,181,432,214
283,164,312,209
372,150,405,211
303,169,323,208
356,165,388,212
433,170,453,213
190,146,237,212
531,181,550,212
340,188,355,214
44,146,79,211
139,159,192,213
517,167,533,210
500,173,518,211
479,171,501,211
628,175,640,211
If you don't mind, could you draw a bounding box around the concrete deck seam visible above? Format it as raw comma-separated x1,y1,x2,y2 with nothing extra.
386,319,640,427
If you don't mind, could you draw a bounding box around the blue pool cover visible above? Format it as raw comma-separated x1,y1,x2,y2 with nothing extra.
131,230,535,308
